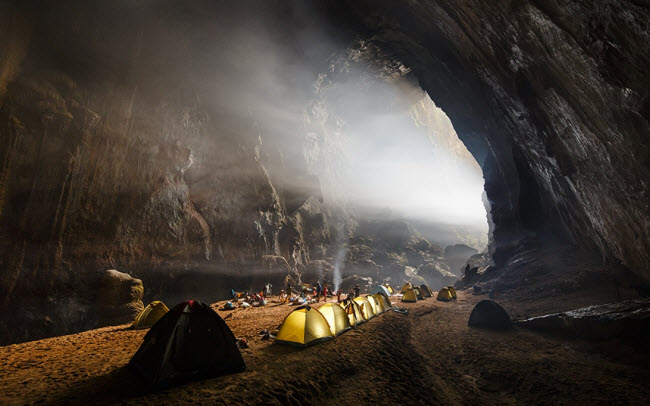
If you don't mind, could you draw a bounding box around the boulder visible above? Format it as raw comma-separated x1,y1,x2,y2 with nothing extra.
97,269,144,327
468,300,512,330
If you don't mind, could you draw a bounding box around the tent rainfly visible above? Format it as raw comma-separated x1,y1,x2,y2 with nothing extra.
129,300,246,388
317,303,352,336
276,306,334,347
402,288,418,303
354,296,376,320
437,288,453,302
132,301,169,329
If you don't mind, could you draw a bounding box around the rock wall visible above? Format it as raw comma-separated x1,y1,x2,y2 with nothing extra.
1,0,648,343
0,1,338,344
340,0,650,282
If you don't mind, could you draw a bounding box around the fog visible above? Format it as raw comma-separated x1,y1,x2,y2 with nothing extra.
187,2,490,239
27,0,489,244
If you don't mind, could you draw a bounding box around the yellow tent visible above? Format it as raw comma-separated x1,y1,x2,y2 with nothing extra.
374,293,391,311
371,294,385,314
447,286,458,299
339,300,364,326
132,301,169,329
354,296,376,320
382,284,395,295
276,305,334,347
317,303,352,336
402,288,418,303
400,283,413,294
437,288,453,302
366,295,381,315
413,287,425,300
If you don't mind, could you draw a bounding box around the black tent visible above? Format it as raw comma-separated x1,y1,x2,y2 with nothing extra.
419,284,432,298
468,300,512,331
129,300,246,388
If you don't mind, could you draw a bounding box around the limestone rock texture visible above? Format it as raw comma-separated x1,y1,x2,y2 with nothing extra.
340,0,650,283
0,0,648,343
96,269,144,328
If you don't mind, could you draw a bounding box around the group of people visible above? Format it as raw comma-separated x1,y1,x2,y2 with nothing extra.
281,282,362,305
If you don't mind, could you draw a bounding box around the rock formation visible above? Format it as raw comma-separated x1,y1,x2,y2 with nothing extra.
0,0,648,344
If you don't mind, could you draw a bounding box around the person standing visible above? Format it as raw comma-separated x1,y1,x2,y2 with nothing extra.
323,284,329,302
316,282,322,302
354,284,360,298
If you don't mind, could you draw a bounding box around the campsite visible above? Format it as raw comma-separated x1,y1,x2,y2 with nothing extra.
1,288,649,405
1,1,649,404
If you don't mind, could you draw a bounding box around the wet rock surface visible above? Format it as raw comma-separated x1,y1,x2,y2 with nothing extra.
516,299,650,343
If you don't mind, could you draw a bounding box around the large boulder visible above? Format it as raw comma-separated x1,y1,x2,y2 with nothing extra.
97,269,144,327
468,300,512,330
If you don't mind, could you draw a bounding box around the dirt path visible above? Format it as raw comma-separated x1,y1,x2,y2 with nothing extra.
0,292,649,405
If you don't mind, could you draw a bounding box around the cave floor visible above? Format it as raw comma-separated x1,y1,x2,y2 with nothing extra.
1,292,649,405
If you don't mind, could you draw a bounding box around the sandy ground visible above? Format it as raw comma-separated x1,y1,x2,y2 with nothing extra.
1,291,649,405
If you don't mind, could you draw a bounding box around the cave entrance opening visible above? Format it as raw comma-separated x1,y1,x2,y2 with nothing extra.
305,63,492,258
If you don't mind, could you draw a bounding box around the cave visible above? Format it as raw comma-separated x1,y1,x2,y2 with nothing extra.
0,1,649,404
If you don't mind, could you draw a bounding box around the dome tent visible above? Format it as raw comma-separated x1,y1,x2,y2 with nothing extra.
340,299,365,326
419,285,433,298
317,303,352,336
354,296,376,320
366,295,381,315
132,301,169,329
371,285,391,297
413,287,425,300
276,305,334,347
383,284,395,295
402,288,418,303
129,300,245,388
468,300,511,330
447,286,458,299
374,293,392,311
437,288,453,302
371,294,385,314
400,283,413,294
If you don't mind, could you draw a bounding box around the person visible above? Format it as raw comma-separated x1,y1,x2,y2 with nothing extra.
287,283,292,298
323,284,328,302
354,284,360,298
336,289,342,303
348,289,355,301
316,282,322,302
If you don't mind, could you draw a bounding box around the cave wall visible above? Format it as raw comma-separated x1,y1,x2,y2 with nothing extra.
0,0,340,344
339,0,649,279
0,0,648,343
